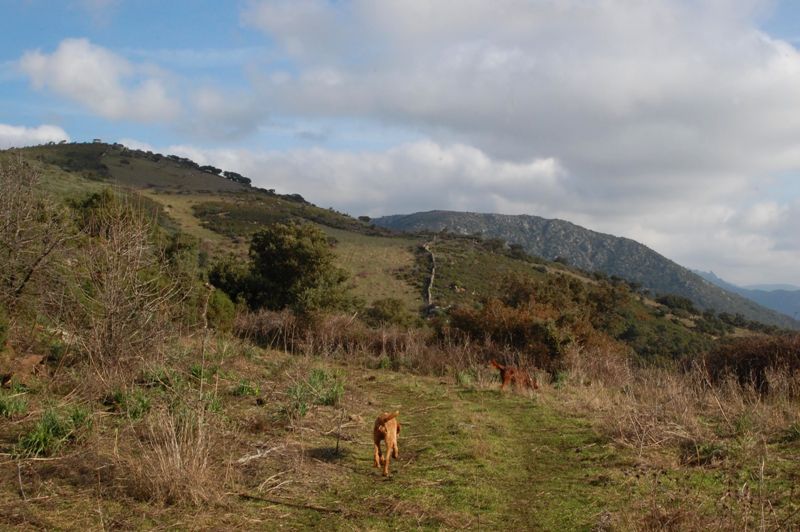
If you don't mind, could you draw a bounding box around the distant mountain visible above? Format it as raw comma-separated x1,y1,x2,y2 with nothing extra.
374,210,800,330
743,283,800,292
695,271,800,322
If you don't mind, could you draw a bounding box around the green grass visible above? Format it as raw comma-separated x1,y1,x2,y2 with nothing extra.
15,405,92,457
304,375,628,530
2,351,799,529
0,391,27,418
323,226,423,311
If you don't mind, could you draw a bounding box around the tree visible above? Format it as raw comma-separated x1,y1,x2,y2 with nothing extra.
212,222,350,313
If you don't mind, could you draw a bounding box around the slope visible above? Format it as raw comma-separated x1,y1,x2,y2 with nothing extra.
374,210,800,330
696,270,800,322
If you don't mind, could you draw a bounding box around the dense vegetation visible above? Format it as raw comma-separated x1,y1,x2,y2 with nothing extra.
1,144,799,529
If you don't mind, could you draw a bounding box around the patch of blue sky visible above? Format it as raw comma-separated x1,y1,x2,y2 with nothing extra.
246,116,423,153
761,1,800,45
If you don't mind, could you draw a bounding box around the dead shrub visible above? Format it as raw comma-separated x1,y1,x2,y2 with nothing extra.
234,308,300,351
563,335,633,388
0,157,72,310
49,194,185,389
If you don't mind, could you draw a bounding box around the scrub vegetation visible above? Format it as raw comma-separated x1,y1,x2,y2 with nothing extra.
1,144,798,530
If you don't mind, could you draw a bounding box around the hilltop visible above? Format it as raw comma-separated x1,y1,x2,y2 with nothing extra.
374,210,800,330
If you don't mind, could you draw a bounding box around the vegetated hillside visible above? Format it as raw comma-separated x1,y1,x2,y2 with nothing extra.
0,143,778,359
375,210,800,330
3,146,800,530
696,270,800,322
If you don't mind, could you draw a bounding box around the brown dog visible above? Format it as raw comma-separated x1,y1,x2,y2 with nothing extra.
490,359,538,391
373,411,401,477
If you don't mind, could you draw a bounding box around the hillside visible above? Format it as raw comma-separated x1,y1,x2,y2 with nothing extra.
1,142,782,356
2,143,800,530
374,210,800,330
696,270,800,321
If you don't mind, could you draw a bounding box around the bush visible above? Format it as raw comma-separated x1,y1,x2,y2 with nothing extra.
705,335,800,394
363,298,415,328
207,290,236,332
54,192,183,384
447,298,570,373
211,223,351,314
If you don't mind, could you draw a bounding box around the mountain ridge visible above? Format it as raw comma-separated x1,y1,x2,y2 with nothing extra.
695,270,800,322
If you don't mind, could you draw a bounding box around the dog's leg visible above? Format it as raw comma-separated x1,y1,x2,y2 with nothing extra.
392,438,399,459
382,444,391,476
373,441,382,468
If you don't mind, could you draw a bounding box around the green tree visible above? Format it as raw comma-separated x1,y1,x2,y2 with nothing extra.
211,222,350,313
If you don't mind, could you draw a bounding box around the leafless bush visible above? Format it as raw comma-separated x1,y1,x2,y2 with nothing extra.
235,308,300,351
235,309,486,375
0,157,71,311
50,195,186,388
563,337,633,389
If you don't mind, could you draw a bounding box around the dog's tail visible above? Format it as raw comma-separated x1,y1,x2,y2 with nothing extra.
490,359,504,370
378,411,399,424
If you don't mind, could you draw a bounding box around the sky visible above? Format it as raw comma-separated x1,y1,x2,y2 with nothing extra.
2,0,800,287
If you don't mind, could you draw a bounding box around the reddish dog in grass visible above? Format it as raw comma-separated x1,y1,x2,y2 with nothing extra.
490,359,539,391
373,411,401,476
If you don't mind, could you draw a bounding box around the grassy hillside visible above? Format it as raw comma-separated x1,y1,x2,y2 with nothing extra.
375,210,800,330
1,143,799,530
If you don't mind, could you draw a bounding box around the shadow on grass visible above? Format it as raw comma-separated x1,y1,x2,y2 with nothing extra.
306,446,350,462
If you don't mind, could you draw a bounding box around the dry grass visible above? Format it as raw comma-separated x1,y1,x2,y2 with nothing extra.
121,404,220,506
547,343,800,529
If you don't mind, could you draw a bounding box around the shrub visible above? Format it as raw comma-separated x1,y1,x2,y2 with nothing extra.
447,298,570,373
54,192,183,385
207,290,236,332
211,222,351,314
656,294,699,315
705,335,800,394
363,298,415,328
0,158,70,308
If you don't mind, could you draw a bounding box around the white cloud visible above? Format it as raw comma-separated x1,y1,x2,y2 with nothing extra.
235,0,800,285
0,123,70,149
165,141,564,216
19,38,179,123
116,138,155,152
